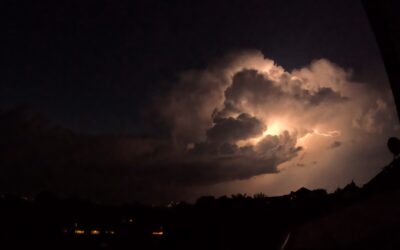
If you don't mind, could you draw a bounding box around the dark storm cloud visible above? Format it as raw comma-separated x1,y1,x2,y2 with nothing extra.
329,141,342,149
219,69,348,117
0,105,301,203
256,131,301,160
0,106,167,203
158,50,398,199
1,50,397,204
189,142,238,156
224,70,284,108
309,87,348,105
150,131,301,185
207,113,265,143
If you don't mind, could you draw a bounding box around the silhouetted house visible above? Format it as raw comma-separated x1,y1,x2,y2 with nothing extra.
333,180,360,202
291,187,311,200
343,180,359,193
290,187,327,201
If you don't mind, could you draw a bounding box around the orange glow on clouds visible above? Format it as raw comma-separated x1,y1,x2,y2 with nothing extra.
237,119,289,147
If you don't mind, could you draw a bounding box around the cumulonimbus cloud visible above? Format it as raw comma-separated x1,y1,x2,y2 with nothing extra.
1,50,398,203
157,50,398,194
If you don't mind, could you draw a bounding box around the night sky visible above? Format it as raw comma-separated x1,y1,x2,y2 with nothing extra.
0,0,399,204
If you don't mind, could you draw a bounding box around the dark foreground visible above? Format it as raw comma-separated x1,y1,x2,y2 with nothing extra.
1,159,400,250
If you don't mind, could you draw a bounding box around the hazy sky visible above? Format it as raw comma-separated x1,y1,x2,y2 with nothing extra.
0,0,399,204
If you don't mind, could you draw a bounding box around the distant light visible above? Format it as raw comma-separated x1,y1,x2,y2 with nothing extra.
74,223,78,227
186,142,195,150
63,229,68,234
90,230,101,235
105,230,115,235
152,231,164,236
129,218,133,223
109,230,115,235
74,229,85,235
152,226,164,236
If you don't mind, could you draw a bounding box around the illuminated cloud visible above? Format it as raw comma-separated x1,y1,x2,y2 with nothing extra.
0,50,398,203
158,50,399,198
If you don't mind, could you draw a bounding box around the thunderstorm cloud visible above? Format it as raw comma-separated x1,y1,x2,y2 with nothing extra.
1,50,398,203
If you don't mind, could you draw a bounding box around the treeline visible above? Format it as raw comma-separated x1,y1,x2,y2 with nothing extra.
0,183,362,250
